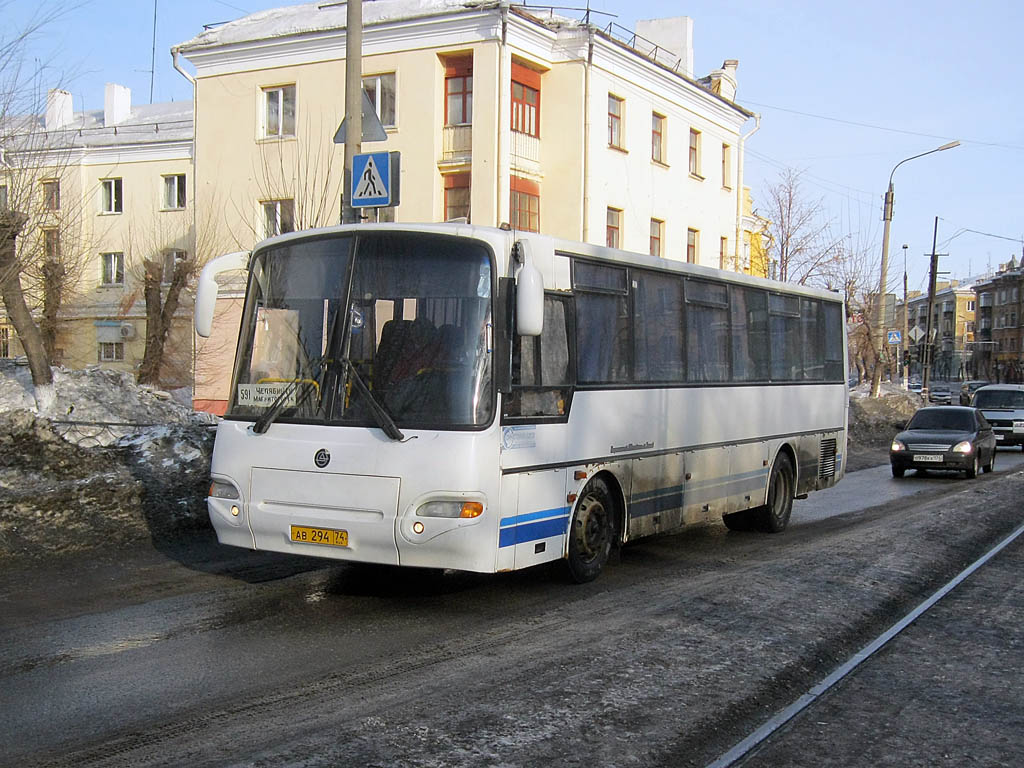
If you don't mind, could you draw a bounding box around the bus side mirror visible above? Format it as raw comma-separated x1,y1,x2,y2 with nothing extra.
194,251,250,337
515,240,544,336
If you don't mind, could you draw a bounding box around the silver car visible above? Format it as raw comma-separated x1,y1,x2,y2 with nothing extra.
972,384,1024,448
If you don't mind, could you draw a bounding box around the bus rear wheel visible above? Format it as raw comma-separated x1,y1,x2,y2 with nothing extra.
566,478,616,583
754,453,795,533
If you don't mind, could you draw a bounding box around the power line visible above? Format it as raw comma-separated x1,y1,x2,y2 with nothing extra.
740,99,1024,152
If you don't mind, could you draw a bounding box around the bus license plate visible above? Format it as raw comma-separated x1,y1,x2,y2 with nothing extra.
913,454,943,462
290,525,349,547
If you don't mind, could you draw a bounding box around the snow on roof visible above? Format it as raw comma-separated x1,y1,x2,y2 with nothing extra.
176,0,550,51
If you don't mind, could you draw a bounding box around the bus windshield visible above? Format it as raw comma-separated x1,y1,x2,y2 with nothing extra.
227,231,494,429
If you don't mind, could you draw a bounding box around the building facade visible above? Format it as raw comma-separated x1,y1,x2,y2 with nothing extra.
174,0,754,261
973,257,1024,382
0,85,196,386
898,281,977,381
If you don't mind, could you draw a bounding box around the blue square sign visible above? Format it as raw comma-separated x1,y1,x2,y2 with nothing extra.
351,152,391,207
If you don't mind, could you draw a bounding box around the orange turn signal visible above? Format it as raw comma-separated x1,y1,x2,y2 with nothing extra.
460,502,484,518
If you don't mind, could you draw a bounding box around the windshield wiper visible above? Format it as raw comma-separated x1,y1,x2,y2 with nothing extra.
343,357,406,441
252,358,323,434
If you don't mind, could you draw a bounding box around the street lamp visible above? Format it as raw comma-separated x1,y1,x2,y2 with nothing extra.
870,140,960,398
901,243,909,389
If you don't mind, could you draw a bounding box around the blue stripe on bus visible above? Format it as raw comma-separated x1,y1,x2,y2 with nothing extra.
499,514,570,548
499,506,570,528
630,467,770,518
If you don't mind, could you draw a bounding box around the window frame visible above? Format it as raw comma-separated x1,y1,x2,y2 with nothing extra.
721,143,732,189
162,174,186,210
363,72,397,129
444,172,471,222
650,218,663,258
651,112,665,164
100,251,125,287
608,94,624,149
510,176,539,233
686,228,699,264
262,84,296,138
161,249,188,285
688,128,702,178
262,199,295,238
42,179,60,211
99,341,125,362
606,207,622,249
100,178,123,214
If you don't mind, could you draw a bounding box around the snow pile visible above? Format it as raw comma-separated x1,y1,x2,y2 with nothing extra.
0,360,215,428
0,361,217,561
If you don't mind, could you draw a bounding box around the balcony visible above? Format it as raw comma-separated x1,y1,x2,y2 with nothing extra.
510,130,541,175
980,293,993,307
441,124,472,164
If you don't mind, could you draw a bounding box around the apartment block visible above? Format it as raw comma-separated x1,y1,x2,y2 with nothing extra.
973,257,1024,381
0,85,195,386
897,281,977,381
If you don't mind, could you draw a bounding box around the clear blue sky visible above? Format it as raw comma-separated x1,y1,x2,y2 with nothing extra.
14,0,1024,295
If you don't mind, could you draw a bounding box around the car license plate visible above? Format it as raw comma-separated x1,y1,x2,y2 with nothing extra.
995,434,1004,441
913,454,943,462
290,525,349,547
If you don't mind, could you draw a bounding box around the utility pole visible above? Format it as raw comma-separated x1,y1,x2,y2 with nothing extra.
922,217,940,400
902,243,909,390
341,0,363,225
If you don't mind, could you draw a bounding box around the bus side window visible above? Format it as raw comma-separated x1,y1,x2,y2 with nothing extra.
504,295,574,419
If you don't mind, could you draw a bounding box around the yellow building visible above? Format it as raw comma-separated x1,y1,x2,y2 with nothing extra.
174,1,758,410
0,85,196,387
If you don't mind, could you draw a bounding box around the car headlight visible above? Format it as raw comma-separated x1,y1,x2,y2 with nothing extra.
952,441,973,454
416,500,484,518
891,439,906,452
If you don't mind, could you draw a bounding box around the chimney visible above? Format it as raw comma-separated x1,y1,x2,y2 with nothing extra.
709,60,739,101
104,83,131,126
45,89,74,131
635,17,694,78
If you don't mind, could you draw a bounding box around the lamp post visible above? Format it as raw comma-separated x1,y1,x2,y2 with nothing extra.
870,140,960,398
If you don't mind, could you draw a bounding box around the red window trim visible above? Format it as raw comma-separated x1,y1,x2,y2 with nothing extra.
511,61,541,89
510,175,539,196
444,172,471,189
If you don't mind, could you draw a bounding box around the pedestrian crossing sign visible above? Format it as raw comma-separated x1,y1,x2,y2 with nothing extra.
351,152,393,207
887,330,901,345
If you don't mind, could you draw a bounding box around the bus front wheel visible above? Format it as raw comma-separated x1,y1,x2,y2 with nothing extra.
754,452,795,533
566,478,616,583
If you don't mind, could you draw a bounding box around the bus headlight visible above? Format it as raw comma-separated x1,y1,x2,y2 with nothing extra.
209,480,240,499
952,441,973,454
416,500,484,518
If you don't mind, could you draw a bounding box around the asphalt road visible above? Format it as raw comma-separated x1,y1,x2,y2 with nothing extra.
1,455,1022,768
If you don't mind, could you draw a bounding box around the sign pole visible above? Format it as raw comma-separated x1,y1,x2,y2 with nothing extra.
342,0,362,224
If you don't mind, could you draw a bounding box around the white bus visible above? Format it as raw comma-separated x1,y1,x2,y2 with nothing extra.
195,223,847,582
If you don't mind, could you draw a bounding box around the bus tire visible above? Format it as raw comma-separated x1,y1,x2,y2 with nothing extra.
565,478,616,583
754,452,795,533
722,509,756,531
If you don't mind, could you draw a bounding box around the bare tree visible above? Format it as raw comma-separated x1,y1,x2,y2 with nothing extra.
759,168,844,286
0,3,88,411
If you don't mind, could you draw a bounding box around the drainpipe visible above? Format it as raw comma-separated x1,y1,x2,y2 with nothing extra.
582,28,593,242
496,1,509,228
735,112,760,274
172,48,199,402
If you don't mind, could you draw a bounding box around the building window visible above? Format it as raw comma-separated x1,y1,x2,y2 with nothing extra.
363,73,396,128
101,252,125,286
101,178,123,213
652,113,665,163
263,85,296,137
161,250,187,284
511,82,539,137
967,299,976,311
606,208,622,248
510,177,539,233
608,94,623,149
163,174,186,209
445,59,472,126
263,199,295,238
43,229,60,261
720,236,728,269
0,326,9,357
687,228,699,263
42,180,60,211
689,129,702,177
444,173,471,222
649,218,663,257
99,341,124,362
722,144,732,188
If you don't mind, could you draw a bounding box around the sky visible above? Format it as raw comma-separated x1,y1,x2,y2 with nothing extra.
11,0,1024,297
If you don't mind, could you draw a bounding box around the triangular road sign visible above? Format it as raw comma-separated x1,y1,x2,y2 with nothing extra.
333,89,388,144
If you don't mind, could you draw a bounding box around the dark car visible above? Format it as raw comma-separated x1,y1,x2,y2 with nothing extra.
928,384,952,404
890,406,997,478
959,380,991,405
